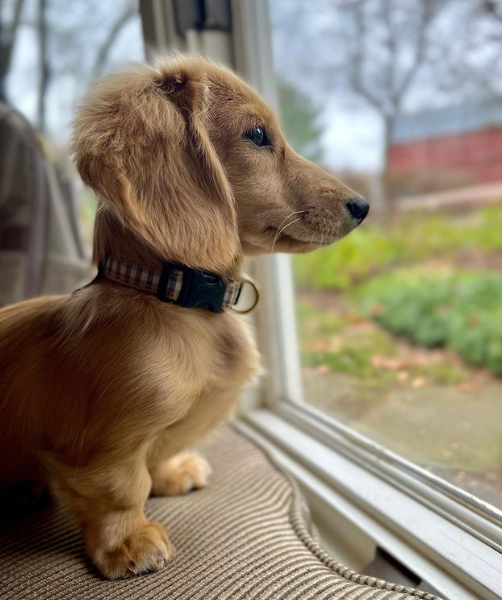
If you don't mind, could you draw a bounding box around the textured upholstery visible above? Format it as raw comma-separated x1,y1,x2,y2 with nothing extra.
0,427,442,600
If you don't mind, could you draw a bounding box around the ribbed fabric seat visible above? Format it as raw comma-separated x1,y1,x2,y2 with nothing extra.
0,427,441,600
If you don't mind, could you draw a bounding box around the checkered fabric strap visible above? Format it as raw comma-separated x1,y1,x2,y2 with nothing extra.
100,255,243,313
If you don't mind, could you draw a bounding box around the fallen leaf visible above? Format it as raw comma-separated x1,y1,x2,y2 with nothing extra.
312,340,327,352
457,381,476,393
371,355,407,370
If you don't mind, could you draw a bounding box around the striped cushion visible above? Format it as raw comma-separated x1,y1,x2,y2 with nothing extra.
0,427,441,600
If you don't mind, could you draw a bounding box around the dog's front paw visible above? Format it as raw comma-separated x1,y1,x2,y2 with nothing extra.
150,452,211,496
92,521,173,579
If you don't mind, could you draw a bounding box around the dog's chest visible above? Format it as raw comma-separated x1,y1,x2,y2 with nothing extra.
210,319,261,386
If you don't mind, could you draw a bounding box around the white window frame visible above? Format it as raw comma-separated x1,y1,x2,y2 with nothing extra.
139,2,502,599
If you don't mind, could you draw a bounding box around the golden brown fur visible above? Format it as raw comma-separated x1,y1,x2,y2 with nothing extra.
0,56,364,579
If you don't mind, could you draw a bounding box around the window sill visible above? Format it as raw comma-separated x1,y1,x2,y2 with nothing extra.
236,407,502,600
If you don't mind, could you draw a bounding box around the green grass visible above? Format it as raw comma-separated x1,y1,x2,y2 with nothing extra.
354,268,502,376
294,204,502,291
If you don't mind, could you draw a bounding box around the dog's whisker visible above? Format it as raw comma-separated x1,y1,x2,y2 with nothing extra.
270,209,305,251
270,211,303,252
271,217,303,252
310,228,318,252
274,210,305,233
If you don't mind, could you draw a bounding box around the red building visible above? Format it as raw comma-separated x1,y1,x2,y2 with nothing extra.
389,98,502,189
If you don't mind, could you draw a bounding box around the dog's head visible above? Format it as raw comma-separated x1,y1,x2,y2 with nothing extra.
73,56,368,274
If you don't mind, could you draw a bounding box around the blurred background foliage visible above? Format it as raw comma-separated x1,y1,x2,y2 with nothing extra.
294,204,502,378
294,205,502,290
278,81,324,164
356,267,502,375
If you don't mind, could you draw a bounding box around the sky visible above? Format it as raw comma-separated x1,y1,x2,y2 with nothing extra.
268,0,385,171
3,0,496,174
3,0,388,172
4,0,144,139
318,104,383,172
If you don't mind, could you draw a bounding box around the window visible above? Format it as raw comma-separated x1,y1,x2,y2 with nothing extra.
1,0,498,595
267,0,502,518
2,0,144,248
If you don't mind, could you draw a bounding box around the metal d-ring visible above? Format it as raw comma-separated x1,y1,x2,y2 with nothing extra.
230,278,260,314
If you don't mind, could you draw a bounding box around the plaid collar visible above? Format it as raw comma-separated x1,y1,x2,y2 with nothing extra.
98,254,246,313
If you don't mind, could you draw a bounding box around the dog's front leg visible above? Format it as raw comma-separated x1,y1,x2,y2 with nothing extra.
49,456,172,579
147,385,238,497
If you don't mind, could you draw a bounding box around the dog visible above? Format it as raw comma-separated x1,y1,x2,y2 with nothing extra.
0,56,369,579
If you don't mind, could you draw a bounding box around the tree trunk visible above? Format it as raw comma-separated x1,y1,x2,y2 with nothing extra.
0,0,26,103
36,0,50,132
376,115,393,219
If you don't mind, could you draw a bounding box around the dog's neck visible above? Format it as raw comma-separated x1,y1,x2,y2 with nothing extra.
86,209,259,313
92,209,242,278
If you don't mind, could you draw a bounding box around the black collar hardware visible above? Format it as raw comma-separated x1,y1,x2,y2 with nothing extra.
156,262,241,313
74,254,259,314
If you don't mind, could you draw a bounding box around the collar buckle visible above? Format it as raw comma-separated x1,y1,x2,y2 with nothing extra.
158,263,228,313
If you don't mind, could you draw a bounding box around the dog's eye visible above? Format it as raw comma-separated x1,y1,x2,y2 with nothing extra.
245,127,269,147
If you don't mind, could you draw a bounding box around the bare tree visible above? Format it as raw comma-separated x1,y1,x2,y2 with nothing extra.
2,0,138,133
0,0,26,101
91,2,136,80
478,0,502,23
314,0,447,210
36,0,50,130
437,0,502,100
38,0,137,132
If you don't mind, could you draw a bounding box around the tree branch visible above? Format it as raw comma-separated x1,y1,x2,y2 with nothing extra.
91,4,136,79
392,0,441,110
36,0,50,131
0,0,26,100
347,0,388,113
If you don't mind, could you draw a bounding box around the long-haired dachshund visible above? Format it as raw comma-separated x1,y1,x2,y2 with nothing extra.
0,56,369,579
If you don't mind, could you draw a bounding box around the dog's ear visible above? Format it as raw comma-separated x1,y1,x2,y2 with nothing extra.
73,62,240,273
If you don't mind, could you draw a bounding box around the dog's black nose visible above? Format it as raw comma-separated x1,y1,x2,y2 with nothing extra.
346,197,370,222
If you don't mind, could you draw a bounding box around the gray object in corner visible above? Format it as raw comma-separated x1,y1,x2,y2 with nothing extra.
0,103,89,307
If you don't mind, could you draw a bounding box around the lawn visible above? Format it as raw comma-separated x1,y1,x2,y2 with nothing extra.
297,295,470,399
294,203,502,507
294,204,502,291
294,204,502,377
355,268,502,376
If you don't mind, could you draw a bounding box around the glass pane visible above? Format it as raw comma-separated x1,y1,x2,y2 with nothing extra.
2,0,143,249
270,0,502,512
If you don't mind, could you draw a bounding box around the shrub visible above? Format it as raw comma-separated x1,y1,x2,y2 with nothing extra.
354,268,502,376
293,204,502,291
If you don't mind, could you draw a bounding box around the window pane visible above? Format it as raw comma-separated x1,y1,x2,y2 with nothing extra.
270,0,502,512
2,0,143,249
